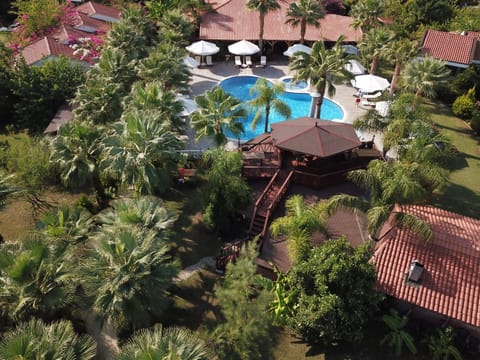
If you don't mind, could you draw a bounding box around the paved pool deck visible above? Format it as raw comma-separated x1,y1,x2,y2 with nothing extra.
185,58,380,150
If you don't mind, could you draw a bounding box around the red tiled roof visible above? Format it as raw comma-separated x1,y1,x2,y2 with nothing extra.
270,117,361,157
465,31,480,61
373,205,480,328
421,29,476,65
76,1,121,20
52,24,90,44
200,0,361,42
73,12,111,32
21,36,81,65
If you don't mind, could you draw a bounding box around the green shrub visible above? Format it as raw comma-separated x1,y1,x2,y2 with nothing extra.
471,110,480,135
452,87,476,119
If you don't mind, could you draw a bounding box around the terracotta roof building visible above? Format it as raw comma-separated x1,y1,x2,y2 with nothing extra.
421,29,480,68
373,205,480,333
200,0,361,43
20,1,120,66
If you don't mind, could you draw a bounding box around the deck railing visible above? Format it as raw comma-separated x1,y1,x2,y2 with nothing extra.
248,169,280,233
261,170,294,237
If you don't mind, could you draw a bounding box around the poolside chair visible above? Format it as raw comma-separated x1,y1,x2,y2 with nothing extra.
260,55,267,67
245,56,252,67
234,56,242,67
206,55,213,66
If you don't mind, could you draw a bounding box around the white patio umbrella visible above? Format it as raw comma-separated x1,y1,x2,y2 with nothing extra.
183,56,200,68
352,74,390,93
283,43,312,57
185,40,220,56
341,44,359,55
228,40,260,56
344,59,366,75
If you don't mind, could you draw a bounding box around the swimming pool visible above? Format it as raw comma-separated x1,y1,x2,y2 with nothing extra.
280,76,309,91
219,75,344,140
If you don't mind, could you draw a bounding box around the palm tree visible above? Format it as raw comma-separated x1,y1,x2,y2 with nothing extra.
381,309,417,356
402,57,451,102
118,325,212,360
426,327,462,360
0,319,96,360
101,112,183,195
290,36,352,118
246,0,280,52
350,0,385,32
157,9,195,47
359,27,395,75
270,194,328,262
95,196,178,234
385,38,418,94
285,0,325,44
248,78,291,133
49,120,109,209
0,173,19,210
191,87,247,147
327,160,441,241
83,225,177,332
0,237,77,321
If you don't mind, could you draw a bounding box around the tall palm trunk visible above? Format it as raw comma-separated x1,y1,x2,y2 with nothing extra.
370,55,379,74
314,87,325,119
300,19,306,44
390,62,402,95
265,105,271,132
259,13,265,52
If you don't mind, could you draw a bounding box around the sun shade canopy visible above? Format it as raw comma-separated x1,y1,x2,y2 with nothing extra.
270,117,362,157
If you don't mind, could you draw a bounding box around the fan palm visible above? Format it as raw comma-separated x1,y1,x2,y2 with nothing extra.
249,78,291,133
118,325,212,360
246,0,280,52
101,112,183,195
95,196,178,234
270,195,328,262
385,38,419,94
49,120,109,209
327,160,440,241
0,319,96,360
191,87,247,147
350,0,385,32
290,36,352,118
0,173,20,210
359,27,395,75
157,9,195,47
0,237,77,321
402,57,451,102
285,0,325,44
83,225,177,331
381,309,416,356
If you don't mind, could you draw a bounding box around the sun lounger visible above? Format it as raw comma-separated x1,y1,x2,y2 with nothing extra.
260,55,267,67
245,56,252,67
361,98,376,107
206,55,213,66
234,56,242,67
362,91,382,100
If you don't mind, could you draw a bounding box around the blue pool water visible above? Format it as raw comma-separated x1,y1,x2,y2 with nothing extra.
281,77,308,90
219,76,344,140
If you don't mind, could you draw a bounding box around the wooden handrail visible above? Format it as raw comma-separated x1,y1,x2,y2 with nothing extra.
248,169,280,233
261,170,294,237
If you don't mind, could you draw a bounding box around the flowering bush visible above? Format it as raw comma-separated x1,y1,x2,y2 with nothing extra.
69,35,104,63
9,0,78,49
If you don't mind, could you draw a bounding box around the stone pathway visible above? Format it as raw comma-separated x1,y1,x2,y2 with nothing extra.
173,256,216,283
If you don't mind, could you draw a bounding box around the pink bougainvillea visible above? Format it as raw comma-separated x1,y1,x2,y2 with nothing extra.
69,35,105,64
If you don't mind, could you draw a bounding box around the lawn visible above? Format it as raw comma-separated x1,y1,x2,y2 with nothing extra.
425,101,480,218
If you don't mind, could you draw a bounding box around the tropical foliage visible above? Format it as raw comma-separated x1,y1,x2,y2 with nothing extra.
277,238,382,344
426,327,462,360
202,149,250,234
0,319,96,360
246,0,280,51
214,244,273,360
381,309,417,356
350,0,385,32
285,0,324,44
290,36,352,118
248,78,291,133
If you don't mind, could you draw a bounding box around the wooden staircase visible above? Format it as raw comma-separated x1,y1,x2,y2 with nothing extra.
249,168,295,237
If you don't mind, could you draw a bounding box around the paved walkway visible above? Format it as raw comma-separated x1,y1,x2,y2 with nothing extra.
173,256,216,283
186,58,382,149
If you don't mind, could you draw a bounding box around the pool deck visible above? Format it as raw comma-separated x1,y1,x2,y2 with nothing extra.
186,58,379,150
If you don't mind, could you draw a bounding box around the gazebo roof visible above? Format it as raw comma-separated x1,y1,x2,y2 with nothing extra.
270,117,361,157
